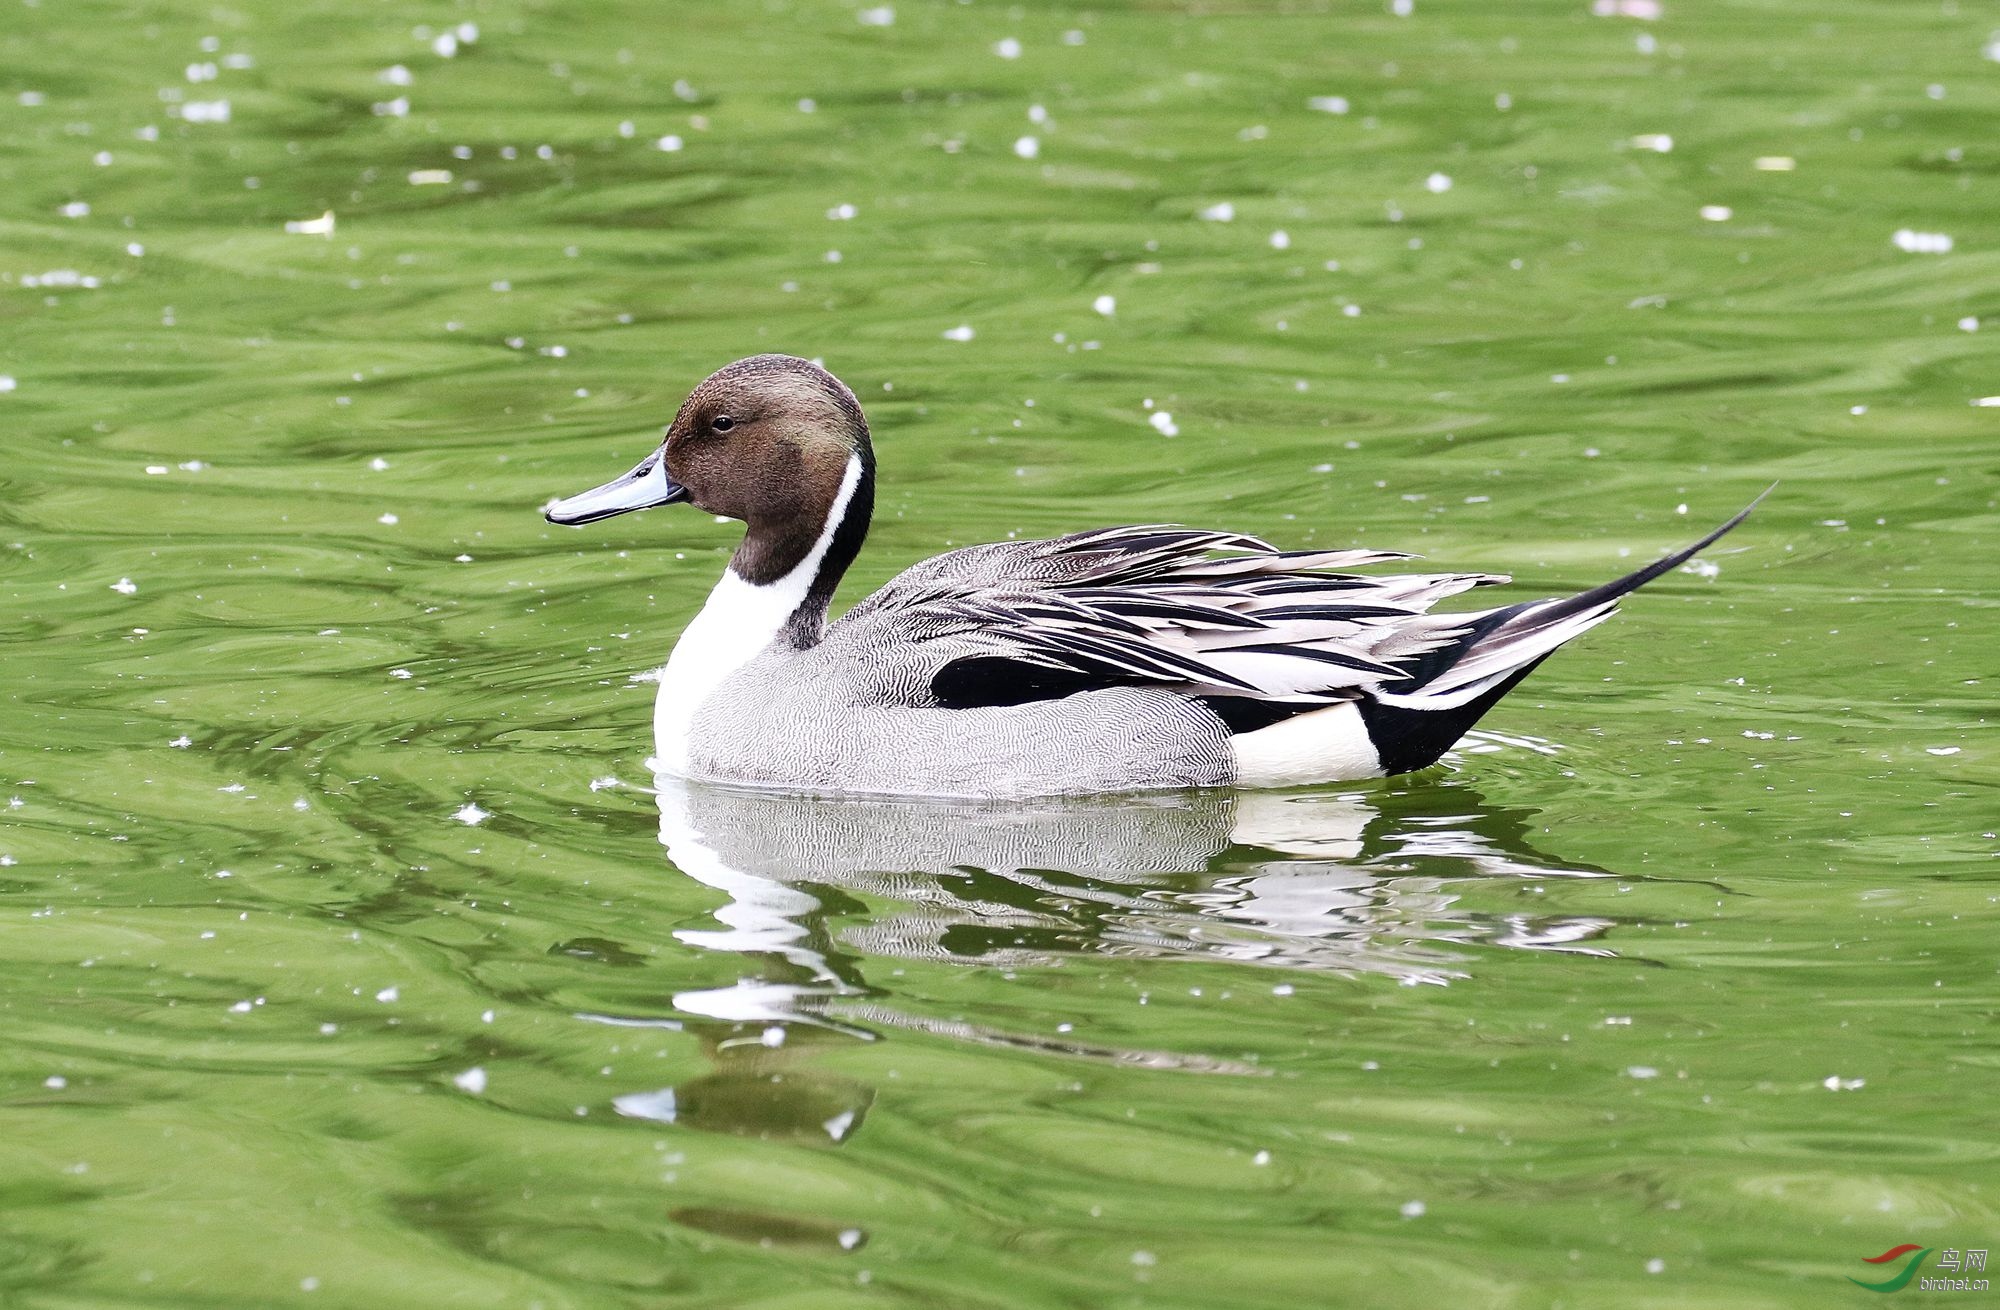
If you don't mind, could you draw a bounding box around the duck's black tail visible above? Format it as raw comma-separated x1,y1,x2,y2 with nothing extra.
1355,488,1770,775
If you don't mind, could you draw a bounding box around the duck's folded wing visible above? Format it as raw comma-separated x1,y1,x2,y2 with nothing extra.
835,525,1511,711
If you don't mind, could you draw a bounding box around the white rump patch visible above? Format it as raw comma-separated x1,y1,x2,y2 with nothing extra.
1231,701,1382,787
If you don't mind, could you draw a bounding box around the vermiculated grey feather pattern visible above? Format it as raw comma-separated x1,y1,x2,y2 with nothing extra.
684,525,1509,796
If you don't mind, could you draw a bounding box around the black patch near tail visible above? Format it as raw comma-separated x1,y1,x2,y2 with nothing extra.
1356,488,1770,775
1357,652,1552,774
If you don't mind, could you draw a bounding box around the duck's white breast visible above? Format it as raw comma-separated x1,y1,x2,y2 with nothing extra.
651,456,864,775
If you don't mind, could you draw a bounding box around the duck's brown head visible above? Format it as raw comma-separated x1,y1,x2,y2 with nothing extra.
544,354,875,586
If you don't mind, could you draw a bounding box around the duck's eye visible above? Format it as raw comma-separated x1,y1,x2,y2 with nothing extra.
710,415,735,433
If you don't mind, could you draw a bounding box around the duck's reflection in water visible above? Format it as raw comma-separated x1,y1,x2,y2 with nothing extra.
611,776,1632,1141
656,775,1618,1031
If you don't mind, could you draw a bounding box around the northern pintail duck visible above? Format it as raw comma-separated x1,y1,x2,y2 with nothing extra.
546,354,1757,798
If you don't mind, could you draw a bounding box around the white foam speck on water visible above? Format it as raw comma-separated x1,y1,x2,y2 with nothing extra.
373,96,409,117
0,377,15,393
941,324,975,341
45,1075,66,1089
452,803,490,826
18,91,44,106
1425,171,1453,192
1272,983,1294,995
1307,95,1349,114
656,135,683,152
760,1026,786,1047
179,99,230,123
1926,746,1961,756
369,457,389,471
823,1108,856,1140
375,986,399,1003
1626,1065,1660,1078
1959,316,1979,332
1682,558,1720,579
994,36,1022,59
1028,103,1048,125
797,98,816,113
1975,396,2000,407
1131,1251,1157,1267
432,32,458,57
1269,229,1290,249
1592,0,1662,17
827,202,857,220
1252,1150,1271,1166
379,64,413,85
856,5,894,25
1197,201,1235,222
1754,155,1796,170
1400,1200,1426,1218
1013,135,1039,159
109,578,137,595
408,168,452,185
389,668,413,679
1891,228,1952,253
169,735,192,748
59,201,90,218
22,270,101,289
1646,1258,1666,1274
1149,411,1178,436
1822,1074,1865,1090
284,211,335,236
1699,204,1732,221
453,1067,488,1094
1092,294,1116,316
377,513,399,525
612,1088,677,1122
1630,133,1673,152
839,1228,864,1250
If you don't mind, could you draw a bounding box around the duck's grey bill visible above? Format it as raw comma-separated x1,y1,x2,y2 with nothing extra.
544,454,687,525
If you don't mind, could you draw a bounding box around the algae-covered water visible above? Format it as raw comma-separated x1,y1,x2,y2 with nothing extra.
2,1,1995,1305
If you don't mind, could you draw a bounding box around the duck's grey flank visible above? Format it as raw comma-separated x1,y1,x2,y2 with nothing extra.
545,354,1762,799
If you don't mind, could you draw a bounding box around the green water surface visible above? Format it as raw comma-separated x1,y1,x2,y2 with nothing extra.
2,0,1995,1305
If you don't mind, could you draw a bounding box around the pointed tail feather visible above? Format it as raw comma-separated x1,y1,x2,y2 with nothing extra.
1360,487,1769,772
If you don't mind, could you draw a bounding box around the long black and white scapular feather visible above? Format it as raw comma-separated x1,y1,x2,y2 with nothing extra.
836,493,1766,770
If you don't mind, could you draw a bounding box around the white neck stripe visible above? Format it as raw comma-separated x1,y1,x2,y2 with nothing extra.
652,454,865,774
